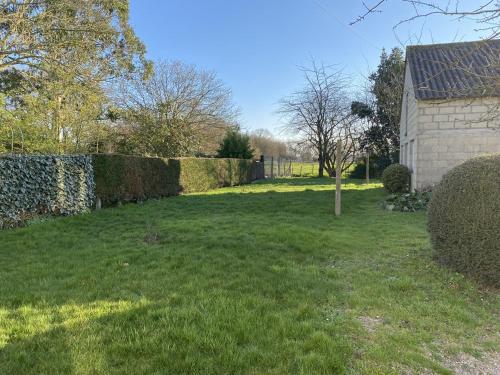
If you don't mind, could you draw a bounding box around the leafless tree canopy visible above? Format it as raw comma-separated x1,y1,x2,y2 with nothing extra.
351,1,499,39
279,62,362,177
249,128,288,158
113,60,238,157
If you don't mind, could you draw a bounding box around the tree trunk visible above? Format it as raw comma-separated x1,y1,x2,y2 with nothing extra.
318,157,324,177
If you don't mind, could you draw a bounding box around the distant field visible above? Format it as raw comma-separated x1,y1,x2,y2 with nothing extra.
264,161,356,178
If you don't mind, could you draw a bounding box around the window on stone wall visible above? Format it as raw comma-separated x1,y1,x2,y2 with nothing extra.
402,143,408,166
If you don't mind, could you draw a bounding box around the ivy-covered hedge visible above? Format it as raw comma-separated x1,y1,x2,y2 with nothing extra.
92,154,254,206
0,155,94,228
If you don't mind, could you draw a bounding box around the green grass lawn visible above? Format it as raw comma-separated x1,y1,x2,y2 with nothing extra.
0,178,498,374
288,162,355,177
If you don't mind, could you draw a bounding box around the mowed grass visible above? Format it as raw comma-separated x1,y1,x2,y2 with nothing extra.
0,178,498,374
288,162,356,177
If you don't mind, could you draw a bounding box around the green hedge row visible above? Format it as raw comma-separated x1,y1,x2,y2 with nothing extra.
92,154,255,206
0,155,95,228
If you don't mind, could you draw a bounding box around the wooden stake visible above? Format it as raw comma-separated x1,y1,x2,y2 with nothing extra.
270,157,274,178
366,152,370,184
335,140,342,216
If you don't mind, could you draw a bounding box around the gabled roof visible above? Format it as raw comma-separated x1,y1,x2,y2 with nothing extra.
406,39,500,100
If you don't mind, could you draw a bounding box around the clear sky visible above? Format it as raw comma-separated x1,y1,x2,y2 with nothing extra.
129,0,480,134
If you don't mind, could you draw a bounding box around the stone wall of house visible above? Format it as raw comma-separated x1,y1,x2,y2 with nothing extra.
415,97,500,189
399,66,419,189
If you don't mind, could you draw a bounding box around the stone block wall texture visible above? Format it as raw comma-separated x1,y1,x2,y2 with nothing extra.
400,61,500,190
415,97,500,189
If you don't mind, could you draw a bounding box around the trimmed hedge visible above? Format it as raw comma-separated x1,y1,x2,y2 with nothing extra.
428,154,500,286
382,164,411,193
92,154,254,206
0,155,94,228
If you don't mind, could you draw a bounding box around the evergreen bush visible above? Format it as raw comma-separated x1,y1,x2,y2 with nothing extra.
427,154,500,286
382,164,411,193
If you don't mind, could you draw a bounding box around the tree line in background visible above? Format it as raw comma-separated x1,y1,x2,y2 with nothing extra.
3,1,488,168
0,0,245,158
0,0,404,167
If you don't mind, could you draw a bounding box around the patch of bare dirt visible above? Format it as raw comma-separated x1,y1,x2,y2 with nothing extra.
441,351,500,375
358,315,384,333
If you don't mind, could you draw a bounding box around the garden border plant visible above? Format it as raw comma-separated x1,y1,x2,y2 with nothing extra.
428,154,500,286
382,163,411,193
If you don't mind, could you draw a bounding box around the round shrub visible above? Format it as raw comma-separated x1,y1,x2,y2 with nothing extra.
428,154,500,286
382,164,411,193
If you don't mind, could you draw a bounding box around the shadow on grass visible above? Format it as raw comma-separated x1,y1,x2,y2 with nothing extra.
0,184,497,374
0,297,351,374
0,188,386,307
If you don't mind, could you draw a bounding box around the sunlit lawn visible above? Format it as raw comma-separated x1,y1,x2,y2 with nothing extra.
0,178,498,374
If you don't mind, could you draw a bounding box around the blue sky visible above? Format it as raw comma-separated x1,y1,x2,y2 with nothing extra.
129,0,479,134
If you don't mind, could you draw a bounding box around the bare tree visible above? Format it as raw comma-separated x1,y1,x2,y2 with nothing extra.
279,62,361,177
351,0,499,39
112,60,239,157
249,129,288,158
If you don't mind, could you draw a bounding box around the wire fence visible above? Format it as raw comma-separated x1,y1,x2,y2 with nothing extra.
262,156,320,178
261,156,359,179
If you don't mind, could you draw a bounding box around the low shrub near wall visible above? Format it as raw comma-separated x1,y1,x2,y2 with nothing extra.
92,154,254,206
0,155,94,228
382,164,411,193
382,192,431,212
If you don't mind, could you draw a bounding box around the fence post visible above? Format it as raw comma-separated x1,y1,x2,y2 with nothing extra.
278,158,281,177
366,152,370,184
335,140,342,216
271,157,274,178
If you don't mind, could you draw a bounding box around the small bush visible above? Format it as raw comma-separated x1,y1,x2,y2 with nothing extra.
383,192,431,212
217,128,254,159
382,164,411,193
428,154,500,286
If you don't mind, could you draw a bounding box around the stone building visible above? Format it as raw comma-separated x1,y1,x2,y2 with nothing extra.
399,39,500,190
